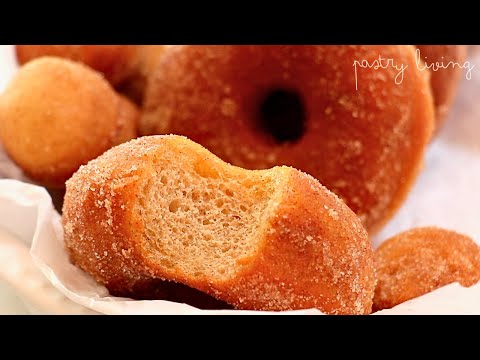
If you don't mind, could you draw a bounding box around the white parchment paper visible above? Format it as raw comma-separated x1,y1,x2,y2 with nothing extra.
1,178,479,315
1,45,480,314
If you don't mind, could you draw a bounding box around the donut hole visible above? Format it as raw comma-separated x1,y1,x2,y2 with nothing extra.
258,89,306,143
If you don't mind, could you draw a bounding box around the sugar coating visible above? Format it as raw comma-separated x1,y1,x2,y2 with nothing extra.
63,135,375,314
373,227,480,311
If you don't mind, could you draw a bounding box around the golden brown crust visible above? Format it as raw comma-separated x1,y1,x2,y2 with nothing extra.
0,57,137,189
63,135,375,314
140,45,434,234
415,45,468,131
15,45,139,86
373,227,480,311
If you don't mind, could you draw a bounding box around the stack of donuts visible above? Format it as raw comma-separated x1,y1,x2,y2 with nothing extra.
0,45,478,314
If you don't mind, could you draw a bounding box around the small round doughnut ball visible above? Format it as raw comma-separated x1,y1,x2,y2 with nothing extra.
416,45,468,131
15,45,138,86
374,227,480,311
141,45,435,233
0,57,136,188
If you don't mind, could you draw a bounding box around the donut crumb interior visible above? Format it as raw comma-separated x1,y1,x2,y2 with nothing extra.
134,152,281,280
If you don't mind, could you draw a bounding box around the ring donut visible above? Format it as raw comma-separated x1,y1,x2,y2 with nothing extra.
140,45,435,233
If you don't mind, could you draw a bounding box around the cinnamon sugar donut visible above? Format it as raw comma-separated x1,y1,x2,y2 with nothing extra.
416,45,468,131
15,45,138,86
0,57,138,188
140,45,435,233
63,135,376,314
374,227,480,311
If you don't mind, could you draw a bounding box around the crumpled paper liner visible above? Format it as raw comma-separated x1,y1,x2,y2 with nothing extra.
0,180,97,314
0,227,97,315
0,179,479,314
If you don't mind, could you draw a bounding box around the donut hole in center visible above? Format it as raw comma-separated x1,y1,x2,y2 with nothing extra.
258,89,306,143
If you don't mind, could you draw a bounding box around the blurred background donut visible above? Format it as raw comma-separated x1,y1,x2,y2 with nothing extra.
416,45,468,132
16,45,139,87
0,56,138,189
15,45,170,105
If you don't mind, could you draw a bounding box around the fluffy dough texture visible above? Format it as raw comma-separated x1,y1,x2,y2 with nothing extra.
63,135,376,314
